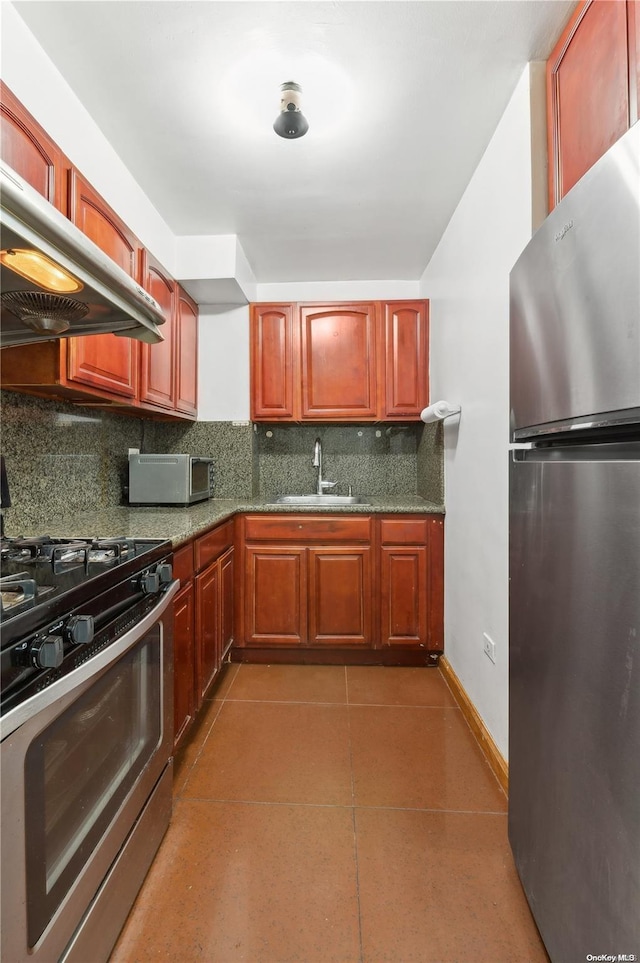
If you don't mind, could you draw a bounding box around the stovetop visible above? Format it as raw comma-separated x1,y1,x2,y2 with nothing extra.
0,535,171,641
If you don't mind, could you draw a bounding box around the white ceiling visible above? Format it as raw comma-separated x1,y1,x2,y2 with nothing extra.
12,0,574,284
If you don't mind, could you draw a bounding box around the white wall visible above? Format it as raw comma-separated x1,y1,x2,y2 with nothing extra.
197,306,251,421
420,65,537,759
256,281,421,302
1,2,176,270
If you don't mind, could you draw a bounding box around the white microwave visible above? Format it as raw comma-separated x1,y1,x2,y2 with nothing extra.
128,454,213,505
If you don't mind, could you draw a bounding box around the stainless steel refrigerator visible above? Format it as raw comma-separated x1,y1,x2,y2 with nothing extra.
509,122,640,962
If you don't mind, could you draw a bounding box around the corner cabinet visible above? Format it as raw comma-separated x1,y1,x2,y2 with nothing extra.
235,512,443,665
250,300,429,423
547,0,640,207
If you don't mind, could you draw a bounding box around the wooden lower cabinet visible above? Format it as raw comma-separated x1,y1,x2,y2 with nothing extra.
236,513,443,662
173,580,196,749
379,515,444,651
244,547,307,645
175,511,443,745
308,547,372,646
172,521,234,750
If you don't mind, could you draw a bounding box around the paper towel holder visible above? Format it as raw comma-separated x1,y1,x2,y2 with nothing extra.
419,401,462,424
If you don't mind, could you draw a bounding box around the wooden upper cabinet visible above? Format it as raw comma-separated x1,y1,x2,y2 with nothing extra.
139,251,175,410
250,304,297,420
66,170,140,397
547,0,639,207
250,300,429,422
175,286,198,418
300,302,379,419
0,81,68,212
383,301,429,419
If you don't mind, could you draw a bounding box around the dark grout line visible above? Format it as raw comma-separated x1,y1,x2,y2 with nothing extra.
345,664,366,963
174,796,508,816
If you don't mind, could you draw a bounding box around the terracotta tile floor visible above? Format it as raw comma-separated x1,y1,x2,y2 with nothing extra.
110,664,549,963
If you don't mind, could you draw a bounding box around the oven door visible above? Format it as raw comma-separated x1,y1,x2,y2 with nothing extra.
1,580,177,963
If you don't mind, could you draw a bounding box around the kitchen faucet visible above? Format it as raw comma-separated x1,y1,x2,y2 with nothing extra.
312,438,337,495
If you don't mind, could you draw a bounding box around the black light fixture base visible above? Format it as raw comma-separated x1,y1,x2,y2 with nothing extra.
273,81,309,139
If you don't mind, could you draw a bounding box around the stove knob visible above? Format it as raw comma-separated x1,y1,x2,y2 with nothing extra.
31,635,64,669
140,571,161,594
156,563,173,584
66,615,95,645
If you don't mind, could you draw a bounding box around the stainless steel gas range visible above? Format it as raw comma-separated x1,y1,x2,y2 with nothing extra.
0,534,178,963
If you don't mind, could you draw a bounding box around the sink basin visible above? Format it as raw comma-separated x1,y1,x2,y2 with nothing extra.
270,494,370,506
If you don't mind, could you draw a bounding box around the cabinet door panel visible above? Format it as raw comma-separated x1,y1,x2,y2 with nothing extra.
427,517,445,651
67,170,139,396
547,0,631,205
173,582,195,749
381,546,427,645
383,301,429,418
300,304,379,419
175,287,198,417
196,562,220,703
308,547,372,645
220,547,234,659
250,304,296,419
244,548,307,645
0,82,67,212
140,252,175,409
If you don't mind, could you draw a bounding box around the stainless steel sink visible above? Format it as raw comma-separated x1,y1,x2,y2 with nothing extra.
270,494,370,506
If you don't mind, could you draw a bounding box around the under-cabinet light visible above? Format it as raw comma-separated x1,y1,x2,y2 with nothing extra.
0,248,83,293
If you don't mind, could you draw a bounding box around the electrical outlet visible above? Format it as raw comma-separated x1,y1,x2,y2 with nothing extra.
483,632,496,664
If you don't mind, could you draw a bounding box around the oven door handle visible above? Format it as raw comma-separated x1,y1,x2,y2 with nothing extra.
0,579,180,741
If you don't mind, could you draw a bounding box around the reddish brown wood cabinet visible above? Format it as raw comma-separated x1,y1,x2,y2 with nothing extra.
308,546,372,646
250,300,429,422
172,521,235,749
0,85,198,419
194,523,235,702
236,513,443,662
238,514,373,649
300,303,380,420
0,81,68,213
547,0,640,207
175,288,199,418
250,304,298,420
244,546,307,646
172,543,197,749
67,171,141,398
140,252,176,410
379,516,443,651
383,301,429,419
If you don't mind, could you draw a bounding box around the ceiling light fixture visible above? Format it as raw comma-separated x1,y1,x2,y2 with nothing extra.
273,81,309,139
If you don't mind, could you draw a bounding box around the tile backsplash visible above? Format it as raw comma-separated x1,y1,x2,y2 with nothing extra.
0,390,443,530
255,423,441,500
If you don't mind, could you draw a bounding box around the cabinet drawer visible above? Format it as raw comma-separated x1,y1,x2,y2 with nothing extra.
244,514,371,543
380,517,429,545
173,542,195,585
195,519,235,571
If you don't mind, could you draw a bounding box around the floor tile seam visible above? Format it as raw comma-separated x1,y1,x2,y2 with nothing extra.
222,697,350,706
352,803,509,816
176,795,358,810
174,700,225,798
347,701,462,710
217,661,240,700
345,675,366,963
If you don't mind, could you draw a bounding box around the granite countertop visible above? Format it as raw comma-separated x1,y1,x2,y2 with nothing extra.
14,495,444,547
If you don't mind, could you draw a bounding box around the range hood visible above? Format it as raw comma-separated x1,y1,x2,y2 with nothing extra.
1,164,165,347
